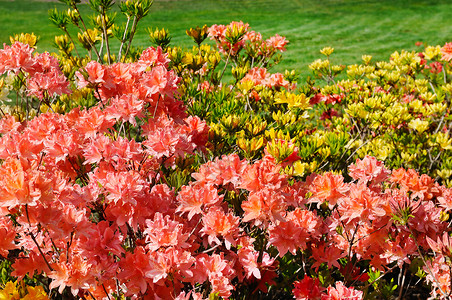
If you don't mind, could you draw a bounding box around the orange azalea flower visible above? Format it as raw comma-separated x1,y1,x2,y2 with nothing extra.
11,251,51,281
176,182,223,220
0,114,22,134
43,130,81,163
0,217,18,257
323,281,363,300
27,70,70,100
118,246,151,296
76,106,115,139
427,232,452,259
293,276,324,300
242,188,287,226
308,172,348,208
437,186,452,211
105,94,145,126
266,34,288,52
147,247,195,285
337,183,386,224
75,60,107,89
441,42,452,62
311,241,345,270
240,155,287,192
103,170,146,206
144,212,189,251
381,231,416,268
424,255,451,298
200,207,240,249
138,46,170,69
268,208,321,256
0,157,53,208
0,42,35,75
348,156,390,185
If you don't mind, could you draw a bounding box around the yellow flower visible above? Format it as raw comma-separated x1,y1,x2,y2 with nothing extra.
424,45,441,60
0,281,20,300
22,286,49,300
10,33,38,48
408,118,429,133
309,59,329,71
320,46,334,56
362,55,372,64
274,92,310,110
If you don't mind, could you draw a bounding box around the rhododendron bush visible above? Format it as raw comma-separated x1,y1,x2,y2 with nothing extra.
1,0,452,299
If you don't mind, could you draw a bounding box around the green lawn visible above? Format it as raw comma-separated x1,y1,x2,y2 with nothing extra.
1,0,452,79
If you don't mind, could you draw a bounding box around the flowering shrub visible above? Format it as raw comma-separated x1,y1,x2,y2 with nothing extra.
0,0,452,299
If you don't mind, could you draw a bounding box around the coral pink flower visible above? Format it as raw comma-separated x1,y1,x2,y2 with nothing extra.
105,94,144,126
348,156,390,186
337,183,386,223
428,61,443,74
293,276,324,300
0,217,18,257
118,246,151,296
408,200,446,242
240,155,287,192
208,21,249,55
437,186,452,212
32,52,60,73
424,255,451,299
78,221,124,259
76,106,115,139
321,281,363,300
142,115,196,160
146,247,195,284
242,188,287,225
266,34,288,52
208,24,227,40
0,157,52,208
181,115,209,152
0,42,35,74
144,212,189,251
82,133,111,165
311,242,345,270
391,168,441,200
76,60,108,89
0,114,22,134
440,42,452,62
192,153,247,188
237,237,275,280
11,250,51,280
267,73,290,89
27,70,71,100
102,170,146,206
242,67,268,86
194,253,235,298
198,80,214,93
138,46,170,69
381,231,416,268
244,30,262,43
268,208,321,256
49,253,96,296
427,232,452,258
308,172,349,208
43,130,81,163
142,65,168,96
176,182,223,220
200,207,240,249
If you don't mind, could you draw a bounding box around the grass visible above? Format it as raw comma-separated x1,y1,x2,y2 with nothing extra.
1,0,452,80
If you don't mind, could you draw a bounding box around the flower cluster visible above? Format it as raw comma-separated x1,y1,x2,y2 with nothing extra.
0,42,70,101
1,1,452,297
